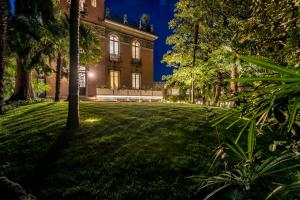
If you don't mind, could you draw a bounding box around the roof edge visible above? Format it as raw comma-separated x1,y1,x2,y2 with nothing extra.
104,19,159,41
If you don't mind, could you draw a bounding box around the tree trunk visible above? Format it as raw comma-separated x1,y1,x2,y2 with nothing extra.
213,84,221,106
55,53,62,102
230,65,238,95
0,0,7,114
8,56,34,102
230,63,239,107
191,23,199,104
202,85,206,105
66,0,80,129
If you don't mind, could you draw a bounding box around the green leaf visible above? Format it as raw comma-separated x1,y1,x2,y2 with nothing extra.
226,77,300,83
247,120,256,160
288,98,299,132
239,55,300,78
203,184,232,200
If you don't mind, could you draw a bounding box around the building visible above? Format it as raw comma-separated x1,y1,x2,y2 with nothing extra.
43,0,159,99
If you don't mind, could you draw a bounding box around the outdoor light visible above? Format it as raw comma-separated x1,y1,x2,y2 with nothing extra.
88,71,95,78
84,118,101,123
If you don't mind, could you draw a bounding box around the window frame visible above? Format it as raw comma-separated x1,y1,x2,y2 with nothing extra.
109,34,120,57
132,73,141,90
91,0,97,7
110,70,120,89
132,40,141,60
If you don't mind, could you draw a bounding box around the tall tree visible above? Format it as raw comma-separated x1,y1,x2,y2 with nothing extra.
163,0,251,104
0,0,9,114
55,52,63,102
8,0,55,101
66,0,80,129
49,16,101,102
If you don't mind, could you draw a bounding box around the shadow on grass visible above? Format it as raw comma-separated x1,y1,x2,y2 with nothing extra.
24,128,76,194
1,103,57,125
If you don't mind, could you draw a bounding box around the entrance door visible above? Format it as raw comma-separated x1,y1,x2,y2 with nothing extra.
79,66,87,96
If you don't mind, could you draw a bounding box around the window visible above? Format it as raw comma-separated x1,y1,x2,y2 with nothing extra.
132,41,141,60
109,34,120,61
80,0,86,11
91,0,97,7
79,66,87,88
37,78,46,98
110,71,120,89
132,73,141,90
67,0,85,8
79,66,87,96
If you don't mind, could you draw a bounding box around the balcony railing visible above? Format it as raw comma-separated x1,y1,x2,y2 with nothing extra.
109,54,121,62
131,58,142,66
96,88,163,102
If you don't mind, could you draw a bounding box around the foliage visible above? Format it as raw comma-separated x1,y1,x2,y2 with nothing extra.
237,0,300,65
192,120,300,199
162,0,253,104
223,55,300,140
197,56,300,199
163,0,300,104
41,15,101,87
9,0,57,72
79,22,102,66
3,57,15,100
32,79,50,95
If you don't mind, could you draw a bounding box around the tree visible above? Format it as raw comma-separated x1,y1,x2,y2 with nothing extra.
8,0,56,101
66,0,80,129
45,15,69,102
163,0,252,104
237,0,300,66
0,0,9,114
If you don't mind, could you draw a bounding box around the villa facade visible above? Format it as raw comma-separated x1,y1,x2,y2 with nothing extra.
43,0,158,98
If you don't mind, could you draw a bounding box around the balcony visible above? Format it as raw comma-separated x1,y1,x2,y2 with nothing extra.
131,58,142,66
109,54,121,63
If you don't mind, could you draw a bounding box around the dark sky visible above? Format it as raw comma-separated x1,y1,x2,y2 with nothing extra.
106,0,177,81
9,0,177,81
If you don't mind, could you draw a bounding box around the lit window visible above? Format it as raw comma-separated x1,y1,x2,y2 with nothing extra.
110,70,120,89
79,66,86,88
132,41,141,60
80,0,86,11
109,34,120,61
91,0,97,7
132,73,141,90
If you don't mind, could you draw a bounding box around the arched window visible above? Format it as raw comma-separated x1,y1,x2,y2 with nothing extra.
80,0,85,11
132,41,141,60
91,0,97,7
109,34,120,61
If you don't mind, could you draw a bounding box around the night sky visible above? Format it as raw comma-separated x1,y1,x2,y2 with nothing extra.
106,0,177,81
9,0,177,81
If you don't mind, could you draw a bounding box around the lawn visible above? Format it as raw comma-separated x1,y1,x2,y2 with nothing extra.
0,102,228,200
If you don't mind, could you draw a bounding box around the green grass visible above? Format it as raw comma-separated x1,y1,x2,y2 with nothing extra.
0,102,228,200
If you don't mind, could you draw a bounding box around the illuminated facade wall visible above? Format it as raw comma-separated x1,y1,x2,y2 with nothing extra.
43,0,158,98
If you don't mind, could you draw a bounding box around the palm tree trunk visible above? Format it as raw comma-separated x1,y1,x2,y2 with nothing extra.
0,0,8,114
66,0,80,129
55,53,62,102
8,55,34,102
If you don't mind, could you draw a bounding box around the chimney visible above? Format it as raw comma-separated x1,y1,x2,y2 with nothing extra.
123,14,128,24
151,25,154,33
